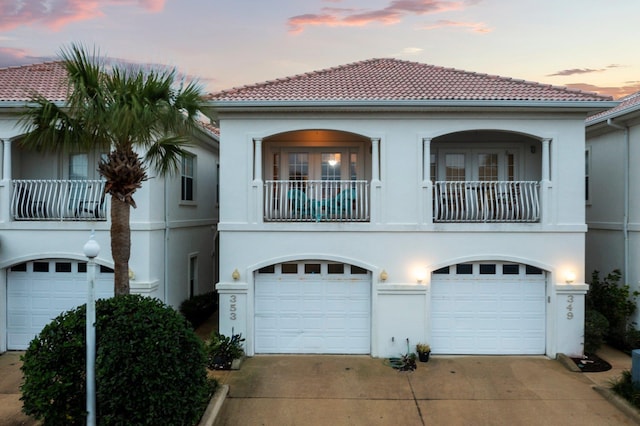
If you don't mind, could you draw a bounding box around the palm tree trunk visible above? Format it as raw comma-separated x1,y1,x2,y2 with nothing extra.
110,196,131,295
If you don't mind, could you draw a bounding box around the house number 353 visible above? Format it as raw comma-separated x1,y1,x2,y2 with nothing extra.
229,295,237,321
566,295,574,320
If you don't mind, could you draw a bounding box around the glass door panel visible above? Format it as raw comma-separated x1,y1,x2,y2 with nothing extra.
445,154,466,181
321,153,341,180
477,153,498,181
288,153,309,181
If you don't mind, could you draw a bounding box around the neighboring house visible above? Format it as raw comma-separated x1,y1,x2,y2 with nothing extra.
0,62,220,352
585,92,640,322
207,58,616,358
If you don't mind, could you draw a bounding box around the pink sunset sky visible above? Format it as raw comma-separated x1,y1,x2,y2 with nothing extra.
0,0,638,98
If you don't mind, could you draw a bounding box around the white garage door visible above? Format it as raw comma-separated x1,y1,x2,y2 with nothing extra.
7,259,114,350
431,262,546,355
255,261,371,354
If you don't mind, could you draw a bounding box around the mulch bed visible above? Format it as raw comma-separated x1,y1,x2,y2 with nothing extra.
570,353,612,372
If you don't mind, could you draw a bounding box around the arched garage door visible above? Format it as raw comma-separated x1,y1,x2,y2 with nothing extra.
254,261,371,354
431,262,546,355
7,259,114,350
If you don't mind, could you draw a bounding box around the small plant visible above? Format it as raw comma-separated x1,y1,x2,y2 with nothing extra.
611,370,640,408
584,309,609,354
587,269,639,350
399,353,417,371
205,331,245,370
416,343,431,353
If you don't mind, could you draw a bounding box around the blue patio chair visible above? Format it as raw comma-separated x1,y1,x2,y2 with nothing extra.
287,188,324,221
324,188,356,216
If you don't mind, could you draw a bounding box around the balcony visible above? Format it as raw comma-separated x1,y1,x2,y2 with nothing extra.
264,180,370,222
11,180,108,221
433,181,540,223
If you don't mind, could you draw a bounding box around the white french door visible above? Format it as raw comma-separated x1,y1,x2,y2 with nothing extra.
436,150,517,182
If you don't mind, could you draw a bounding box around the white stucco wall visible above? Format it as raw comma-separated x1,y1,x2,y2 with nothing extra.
586,117,640,323
216,109,591,358
0,113,219,351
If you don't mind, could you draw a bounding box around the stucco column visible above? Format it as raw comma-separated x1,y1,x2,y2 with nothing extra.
422,138,432,224
541,138,551,183
253,138,263,183
540,138,551,224
252,138,263,224
2,138,10,181
370,138,381,224
371,138,380,183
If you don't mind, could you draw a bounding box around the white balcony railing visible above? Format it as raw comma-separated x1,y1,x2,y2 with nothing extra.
264,180,370,222
433,181,540,223
11,180,108,221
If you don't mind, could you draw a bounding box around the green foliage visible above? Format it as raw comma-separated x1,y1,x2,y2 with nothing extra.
584,309,609,354
587,269,639,349
21,295,210,426
205,332,245,370
179,291,218,329
611,370,640,408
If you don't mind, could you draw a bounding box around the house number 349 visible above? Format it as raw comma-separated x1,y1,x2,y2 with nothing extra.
229,295,237,321
566,295,574,320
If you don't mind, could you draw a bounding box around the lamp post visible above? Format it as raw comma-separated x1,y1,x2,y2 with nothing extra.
83,230,100,426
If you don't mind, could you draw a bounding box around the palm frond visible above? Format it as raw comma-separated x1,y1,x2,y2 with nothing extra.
144,136,193,177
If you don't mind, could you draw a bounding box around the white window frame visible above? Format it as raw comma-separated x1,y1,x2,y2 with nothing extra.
585,146,592,205
188,253,198,298
181,153,196,203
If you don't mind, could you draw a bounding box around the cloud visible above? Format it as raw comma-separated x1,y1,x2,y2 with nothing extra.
566,82,640,100
400,47,424,55
288,0,476,34
547,68,606,77
0,46,53,68
0,0,166,32
421,19,492,33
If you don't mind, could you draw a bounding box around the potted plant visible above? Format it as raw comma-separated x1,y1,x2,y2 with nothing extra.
416,343,431,362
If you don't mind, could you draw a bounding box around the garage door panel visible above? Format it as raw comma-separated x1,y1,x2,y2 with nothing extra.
8,260,114,350
255,264,371,354
431,263,545,355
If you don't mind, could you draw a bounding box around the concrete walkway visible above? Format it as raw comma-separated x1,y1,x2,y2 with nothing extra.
1,325,636,426
211,351,637,426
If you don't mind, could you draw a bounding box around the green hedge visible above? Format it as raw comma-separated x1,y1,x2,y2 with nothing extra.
179,291,218,329
21,295,210,425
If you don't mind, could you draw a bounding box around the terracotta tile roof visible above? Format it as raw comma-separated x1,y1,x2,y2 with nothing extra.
0,61,68,102
208,58,612,103
586,91,640,124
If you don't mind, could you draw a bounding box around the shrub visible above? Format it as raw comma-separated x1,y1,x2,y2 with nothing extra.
611,370,640,408
584,309,609,354
205,332,245,370
21,295,210,426
587,269,638,349
179,291,218,329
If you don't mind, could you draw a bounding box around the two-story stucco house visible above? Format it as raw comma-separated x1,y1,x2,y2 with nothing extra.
0,62,220,351
585,92,640,321
208,58,616,358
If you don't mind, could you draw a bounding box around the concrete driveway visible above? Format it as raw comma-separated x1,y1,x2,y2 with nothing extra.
212,353,637,426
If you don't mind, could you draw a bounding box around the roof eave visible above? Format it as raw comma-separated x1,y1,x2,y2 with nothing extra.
586,103,640,127
207,99,618,117
0,100,67,109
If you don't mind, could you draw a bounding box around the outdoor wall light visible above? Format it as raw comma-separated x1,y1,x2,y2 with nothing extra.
232,269,240,281
564,270,576,284
379,270,388,281
415,267,427,283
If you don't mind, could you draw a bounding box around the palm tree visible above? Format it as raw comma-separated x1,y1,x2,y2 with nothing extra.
19,43,207,295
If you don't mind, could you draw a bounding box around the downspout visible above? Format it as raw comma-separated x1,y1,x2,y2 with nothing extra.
606,118,630,283
164,176,170,304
